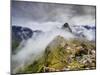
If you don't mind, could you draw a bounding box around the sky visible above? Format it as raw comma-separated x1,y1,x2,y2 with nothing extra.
11,1,96,72
11,1,96,26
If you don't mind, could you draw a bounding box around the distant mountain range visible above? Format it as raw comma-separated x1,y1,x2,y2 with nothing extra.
12,24,95,41
12,26,42,54
12,23,96,54
12,24,96,74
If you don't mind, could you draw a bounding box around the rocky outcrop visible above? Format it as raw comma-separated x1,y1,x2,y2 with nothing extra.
12,26,33,53
62,23,72,32
44,36,96,71
15,35,96,74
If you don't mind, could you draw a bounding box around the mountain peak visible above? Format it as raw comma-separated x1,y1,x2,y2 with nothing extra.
62,23,72,32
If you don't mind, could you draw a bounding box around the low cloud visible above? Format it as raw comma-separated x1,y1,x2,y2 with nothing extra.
11,1,96,25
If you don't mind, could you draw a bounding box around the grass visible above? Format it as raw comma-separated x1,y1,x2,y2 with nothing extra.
14,36,96,74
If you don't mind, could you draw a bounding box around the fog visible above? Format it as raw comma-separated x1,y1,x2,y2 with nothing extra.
11,1,96,73
12,1,95,26
12,26,75,73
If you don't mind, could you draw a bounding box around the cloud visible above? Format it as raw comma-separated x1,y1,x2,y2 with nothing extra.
11,1,96,25
12,26,75,73
11,1,96,73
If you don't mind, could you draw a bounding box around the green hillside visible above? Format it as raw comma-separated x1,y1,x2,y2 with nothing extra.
15,36,96,74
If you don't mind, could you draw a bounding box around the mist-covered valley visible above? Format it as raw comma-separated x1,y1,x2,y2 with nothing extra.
11,1,96,74
12,22,96,73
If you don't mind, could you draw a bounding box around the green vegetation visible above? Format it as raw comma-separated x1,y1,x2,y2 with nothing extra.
12,40,20,54
15,36,96,74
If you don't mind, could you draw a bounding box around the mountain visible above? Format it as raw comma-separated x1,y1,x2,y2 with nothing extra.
11,23,96,74
15,36,96,74
60,23,95,41
71,25,96,41
83,25,96,30
62,23,72,32
12,26,33,41
12,26,42,54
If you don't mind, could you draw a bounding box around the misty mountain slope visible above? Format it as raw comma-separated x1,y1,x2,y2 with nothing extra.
71,25,95,41
11,1,96,74
11,23,96,74
14,35,96,74
11,22,73,54
12,26,43,54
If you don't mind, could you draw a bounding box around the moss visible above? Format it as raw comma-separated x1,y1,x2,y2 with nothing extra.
68,60,84,70
45,45,68,69
15,36,96,73
17,56,46,73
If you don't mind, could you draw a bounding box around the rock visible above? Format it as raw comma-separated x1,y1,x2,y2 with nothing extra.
62,23,72,32
14,35,96,74
12,26,43,54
